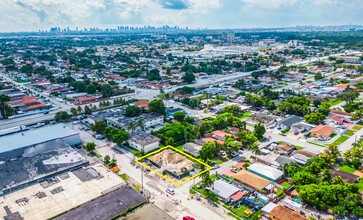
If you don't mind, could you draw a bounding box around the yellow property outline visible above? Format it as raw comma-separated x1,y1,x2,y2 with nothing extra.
135,145,212,186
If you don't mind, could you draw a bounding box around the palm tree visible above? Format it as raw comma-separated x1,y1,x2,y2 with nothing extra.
202,171,213,187
136,119,145,130
250,143,261,162
127,122,136,132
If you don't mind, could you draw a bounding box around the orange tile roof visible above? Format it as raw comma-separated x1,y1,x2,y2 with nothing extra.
270,205,307,220
230,191,245,201
232,170,271,190
337,84,357,90
203,137,224,145
133,100,149,108
27,103,46,109
310,124,335,137
211,130,233,138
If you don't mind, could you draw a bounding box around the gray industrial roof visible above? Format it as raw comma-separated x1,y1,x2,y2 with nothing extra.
0,124,78,154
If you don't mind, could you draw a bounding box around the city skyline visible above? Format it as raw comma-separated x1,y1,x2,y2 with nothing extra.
1,0,363,32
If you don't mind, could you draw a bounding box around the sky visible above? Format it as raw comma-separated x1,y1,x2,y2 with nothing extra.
0,0,362,32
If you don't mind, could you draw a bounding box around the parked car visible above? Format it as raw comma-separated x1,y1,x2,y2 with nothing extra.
166,188,175,195
230,151,238,157
212,164,220,170
230,168,238,173
95,134,104,140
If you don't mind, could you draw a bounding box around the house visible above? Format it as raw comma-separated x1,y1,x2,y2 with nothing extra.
106,113,164,132
290,150,316,165
326,115,351,125
278,115,303,130
183,142,202,157
232,170,272,191
210,179,245,203
128,132,160,153
329,169,360,183
202,137,224,145
275,155,294,167
275,144,295,155
291,122,313,133
210,130,233,141
309,124,335,138
261,202,278,216
257,154,280,168
247,163,284,182
133,100,149,109
249,113,278,127
341,56,361,64
269,205,307,220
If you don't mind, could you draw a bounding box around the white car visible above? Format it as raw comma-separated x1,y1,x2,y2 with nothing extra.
166,188,175,195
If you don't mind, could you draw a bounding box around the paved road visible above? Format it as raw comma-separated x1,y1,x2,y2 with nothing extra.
265,131,325,154
74,124,231,220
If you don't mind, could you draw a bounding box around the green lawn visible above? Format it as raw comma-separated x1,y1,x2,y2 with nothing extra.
239,111,252,120
338,165,357,174
120,173,129,181
353,125,362,131
330,133,337,138
175,145,184,152
307,141,326,148
281,182,291,189
231,205,249,217
344,130,355,136
332,135,350,145
295,146,304,150
191,187,220,203
332,99,344,106
210,157,228,165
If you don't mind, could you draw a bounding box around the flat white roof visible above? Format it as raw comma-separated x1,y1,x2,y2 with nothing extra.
248,162,284,181
261,202,278,214
0,124,79,154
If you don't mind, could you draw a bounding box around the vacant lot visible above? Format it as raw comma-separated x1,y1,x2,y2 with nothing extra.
150,149,194,175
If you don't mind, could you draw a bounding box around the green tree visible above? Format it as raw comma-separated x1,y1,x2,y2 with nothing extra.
173,111,185,122
304,111,326,125
112,129,129,145
125,105,142,117
182,72,196,83
100,84,113,98
199,142,217,162
222,104,242,116
54,111,71,122
84,142,96,153
84,105,92,115
0,94,13,119
254,123,266,140
314,72,323,80
201,171,213,187
148,99,166,115
70,107,78,117
147,69,161,81
337,90,359,104
91,121,107,134
224,137,242,155
104,155,111,164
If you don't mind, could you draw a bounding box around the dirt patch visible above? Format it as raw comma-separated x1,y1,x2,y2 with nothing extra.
149,149,194,175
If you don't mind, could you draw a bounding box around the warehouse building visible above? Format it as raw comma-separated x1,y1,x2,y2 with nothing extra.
0,124,81,160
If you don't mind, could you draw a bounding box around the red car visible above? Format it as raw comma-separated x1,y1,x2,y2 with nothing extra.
183,217,195,220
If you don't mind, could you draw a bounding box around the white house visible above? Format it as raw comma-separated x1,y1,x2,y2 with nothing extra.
128,132,160,153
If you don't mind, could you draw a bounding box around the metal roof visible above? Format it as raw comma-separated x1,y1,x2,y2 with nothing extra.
0,124,78,154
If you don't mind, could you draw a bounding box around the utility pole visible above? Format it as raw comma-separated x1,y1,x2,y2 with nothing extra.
141,168,144,189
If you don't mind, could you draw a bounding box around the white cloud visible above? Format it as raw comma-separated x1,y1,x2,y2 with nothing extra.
241,0,299,9
188,0,222,12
